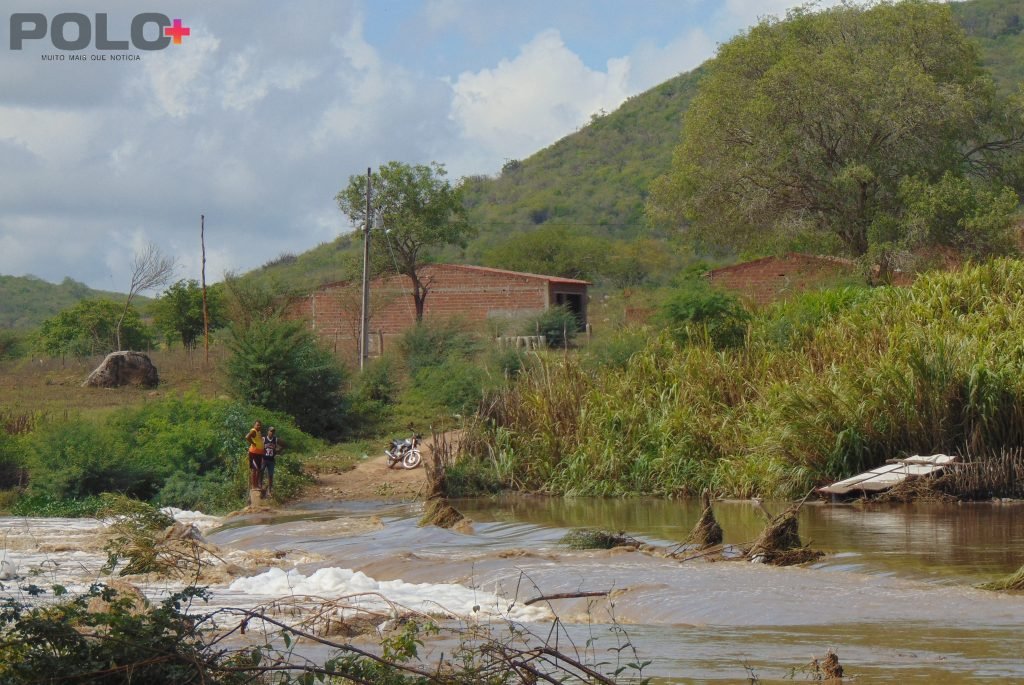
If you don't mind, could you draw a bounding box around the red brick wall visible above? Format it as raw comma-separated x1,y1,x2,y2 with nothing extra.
707,254,859,306
292,265,586,356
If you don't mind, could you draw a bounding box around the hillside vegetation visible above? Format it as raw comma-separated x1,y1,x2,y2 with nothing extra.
0,275,132,330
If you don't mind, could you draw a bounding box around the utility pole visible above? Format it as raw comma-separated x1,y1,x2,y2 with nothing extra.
359,167,372,371
201,214,209,367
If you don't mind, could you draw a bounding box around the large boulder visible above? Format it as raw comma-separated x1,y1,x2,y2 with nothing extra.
83,351,159,388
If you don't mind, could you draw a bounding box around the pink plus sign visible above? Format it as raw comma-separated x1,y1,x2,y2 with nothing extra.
164,18,190,45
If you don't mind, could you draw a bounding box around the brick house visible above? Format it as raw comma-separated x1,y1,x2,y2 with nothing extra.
706,253,861,306
291,264,589,356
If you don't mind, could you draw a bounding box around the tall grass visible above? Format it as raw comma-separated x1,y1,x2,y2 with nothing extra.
464,260,1024,498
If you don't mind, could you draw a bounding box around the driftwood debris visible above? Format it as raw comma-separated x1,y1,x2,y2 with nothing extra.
747,494,823,566
523,591,610,606
822,649,844,679
417,431,466,530
689,490,723,549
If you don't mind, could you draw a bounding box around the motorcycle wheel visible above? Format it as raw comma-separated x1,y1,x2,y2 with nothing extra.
402,448,422,469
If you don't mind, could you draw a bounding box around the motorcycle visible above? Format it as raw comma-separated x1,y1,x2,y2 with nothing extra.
385,433,422,469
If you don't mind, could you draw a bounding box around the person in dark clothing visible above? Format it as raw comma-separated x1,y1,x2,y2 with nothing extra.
261,426,283,496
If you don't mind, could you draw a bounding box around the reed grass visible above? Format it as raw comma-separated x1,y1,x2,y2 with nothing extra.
464,259,1024,498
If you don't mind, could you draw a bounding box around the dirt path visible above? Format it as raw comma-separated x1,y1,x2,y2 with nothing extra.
302,452,428,502
297,431,462,503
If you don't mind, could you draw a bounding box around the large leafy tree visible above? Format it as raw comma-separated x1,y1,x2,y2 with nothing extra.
648,1,1024,259
38,299,151,359
152,279,224,350
336,161,475,321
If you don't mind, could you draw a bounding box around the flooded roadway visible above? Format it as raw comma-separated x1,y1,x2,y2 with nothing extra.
207,496,1024,683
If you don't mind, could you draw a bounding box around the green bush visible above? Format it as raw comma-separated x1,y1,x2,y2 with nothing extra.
18,396,321,513
582,326,648,371
656,280,749,349
487,345,533,378
755,286,871,349
521,305,579,348
0,330,27,359
25,419,144,501
409,358,487,414
226,317,351,439
0,429,26,490
396,320,480,376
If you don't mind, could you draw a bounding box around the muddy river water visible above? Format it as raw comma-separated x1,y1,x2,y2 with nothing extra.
3,496,1023,683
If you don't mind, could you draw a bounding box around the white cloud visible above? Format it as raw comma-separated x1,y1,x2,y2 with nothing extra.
624,28,716,91
219,50,318,111
723,0,844,26
0,107,101,164
137,30,221,118
450,29,631,164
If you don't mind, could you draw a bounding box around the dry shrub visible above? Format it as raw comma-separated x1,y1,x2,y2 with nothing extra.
747,502,823,566
979,565,1024,592
945,448,1024,499
418,432,467,529
419,498,465,529
689,490,723,548
99,495,225,579
873,474,957,504
559,529,641,550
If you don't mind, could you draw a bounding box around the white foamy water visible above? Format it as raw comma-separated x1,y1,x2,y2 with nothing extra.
0,512,551,625
226,566,552,622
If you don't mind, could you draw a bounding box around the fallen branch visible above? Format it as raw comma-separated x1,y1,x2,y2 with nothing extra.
523,591,609,606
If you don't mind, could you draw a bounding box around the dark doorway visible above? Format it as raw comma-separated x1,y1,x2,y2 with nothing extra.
554,292,585,331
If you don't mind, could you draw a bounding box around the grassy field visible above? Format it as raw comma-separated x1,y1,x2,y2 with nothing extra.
0,347,230,419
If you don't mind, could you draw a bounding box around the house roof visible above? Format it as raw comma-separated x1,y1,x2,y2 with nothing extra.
313,263,590,292
430,263,591,286
706,253,856,277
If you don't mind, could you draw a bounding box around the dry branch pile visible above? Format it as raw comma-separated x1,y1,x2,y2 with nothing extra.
688,490,723,549
418,431,467,529
747,500,823,566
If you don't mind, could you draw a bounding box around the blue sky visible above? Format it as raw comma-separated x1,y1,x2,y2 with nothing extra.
0,0,835,291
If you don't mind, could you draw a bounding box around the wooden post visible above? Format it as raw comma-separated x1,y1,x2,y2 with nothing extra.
359,168,372,371
200,214,210,367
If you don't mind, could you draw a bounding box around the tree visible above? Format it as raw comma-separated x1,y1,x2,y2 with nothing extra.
648,1,1024,259
116,243,176,350
336,162,475,321
226,317,349,438
151,279,225,349
38,299,152,359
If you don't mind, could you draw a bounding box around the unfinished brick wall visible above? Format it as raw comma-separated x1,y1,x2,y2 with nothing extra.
707,254,860,306
291,264,588,356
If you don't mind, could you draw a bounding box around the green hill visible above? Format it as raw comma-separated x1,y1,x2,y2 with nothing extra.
460,68,704,259
457,0,1024,253
0,275,130,330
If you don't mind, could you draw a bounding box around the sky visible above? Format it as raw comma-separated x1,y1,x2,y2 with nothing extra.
0,0,837,292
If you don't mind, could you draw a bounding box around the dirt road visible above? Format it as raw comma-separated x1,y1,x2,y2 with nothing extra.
296,431,465,503
301,452,428,502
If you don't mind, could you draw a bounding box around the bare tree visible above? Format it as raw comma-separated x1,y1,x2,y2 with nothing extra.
116,243,177,350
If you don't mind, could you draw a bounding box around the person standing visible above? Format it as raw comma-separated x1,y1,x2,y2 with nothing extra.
262,426,283,496
245,420,265,491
